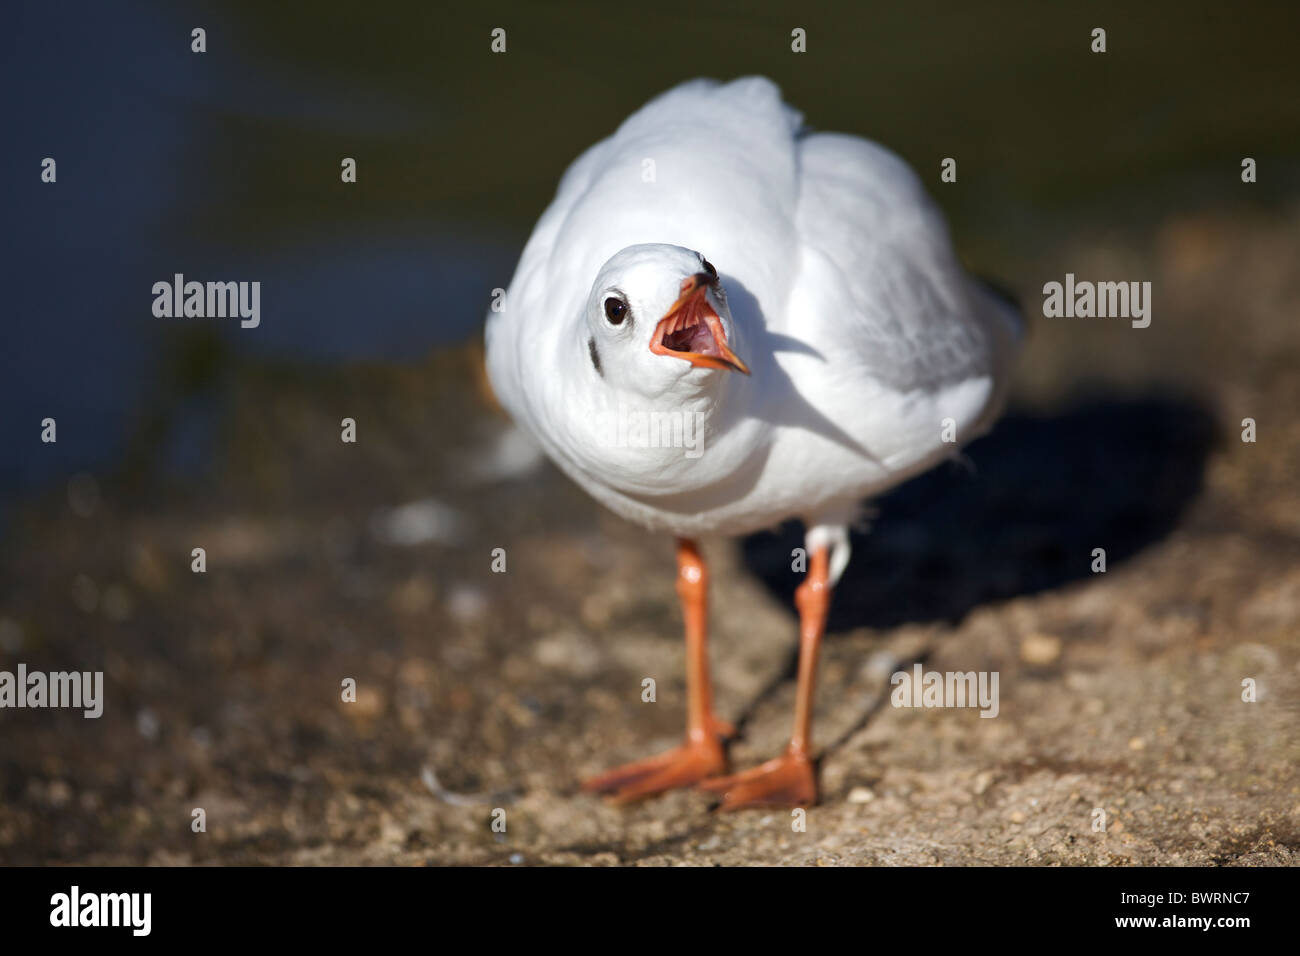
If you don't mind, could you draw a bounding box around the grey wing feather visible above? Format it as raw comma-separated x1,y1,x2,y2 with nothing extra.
793,132,1020,397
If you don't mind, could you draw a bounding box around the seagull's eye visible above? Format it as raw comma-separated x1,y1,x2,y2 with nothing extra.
603,296,628,325
702,258,717,279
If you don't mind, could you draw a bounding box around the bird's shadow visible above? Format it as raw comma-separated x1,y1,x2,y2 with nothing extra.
739,392,1219,633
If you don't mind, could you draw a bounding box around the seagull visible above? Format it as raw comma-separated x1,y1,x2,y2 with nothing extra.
485,76,1021,809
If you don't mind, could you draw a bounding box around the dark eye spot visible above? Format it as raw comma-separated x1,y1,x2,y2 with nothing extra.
603,296,627,325
588,336,602,376
702,258,717,279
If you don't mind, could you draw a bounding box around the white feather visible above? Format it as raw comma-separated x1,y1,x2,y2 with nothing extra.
486,76,1019,543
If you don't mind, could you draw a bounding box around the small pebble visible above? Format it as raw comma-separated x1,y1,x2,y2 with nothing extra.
137,709,160,740
1020,632,1063,665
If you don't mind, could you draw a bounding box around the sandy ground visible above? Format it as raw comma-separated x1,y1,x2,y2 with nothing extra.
1,206,1298,866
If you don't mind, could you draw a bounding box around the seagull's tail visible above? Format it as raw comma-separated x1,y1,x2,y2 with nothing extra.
967,275,1026,439
974,274,1028,350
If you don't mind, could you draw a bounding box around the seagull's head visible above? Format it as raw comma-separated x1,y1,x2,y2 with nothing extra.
583,243,749,397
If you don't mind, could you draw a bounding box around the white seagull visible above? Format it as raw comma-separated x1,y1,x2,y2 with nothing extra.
485,76,1021,809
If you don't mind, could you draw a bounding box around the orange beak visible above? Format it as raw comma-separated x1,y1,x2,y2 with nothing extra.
649,273,751,375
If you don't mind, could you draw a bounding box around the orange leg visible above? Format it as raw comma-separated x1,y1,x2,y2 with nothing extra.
700,546,830,809
581,539,733,802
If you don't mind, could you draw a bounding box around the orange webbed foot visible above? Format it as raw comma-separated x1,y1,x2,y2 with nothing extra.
581,719,732,803
698,748,816,810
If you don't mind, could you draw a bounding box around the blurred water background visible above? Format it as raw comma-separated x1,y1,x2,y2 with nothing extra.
4,0,1298,507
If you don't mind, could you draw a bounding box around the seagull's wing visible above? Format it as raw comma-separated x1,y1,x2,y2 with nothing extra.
787,132,1022,445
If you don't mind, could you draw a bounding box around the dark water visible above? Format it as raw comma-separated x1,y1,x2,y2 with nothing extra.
4,0,1298,500
3,2,518,498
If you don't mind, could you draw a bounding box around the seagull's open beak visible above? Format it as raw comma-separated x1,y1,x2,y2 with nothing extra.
649,273,751,375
